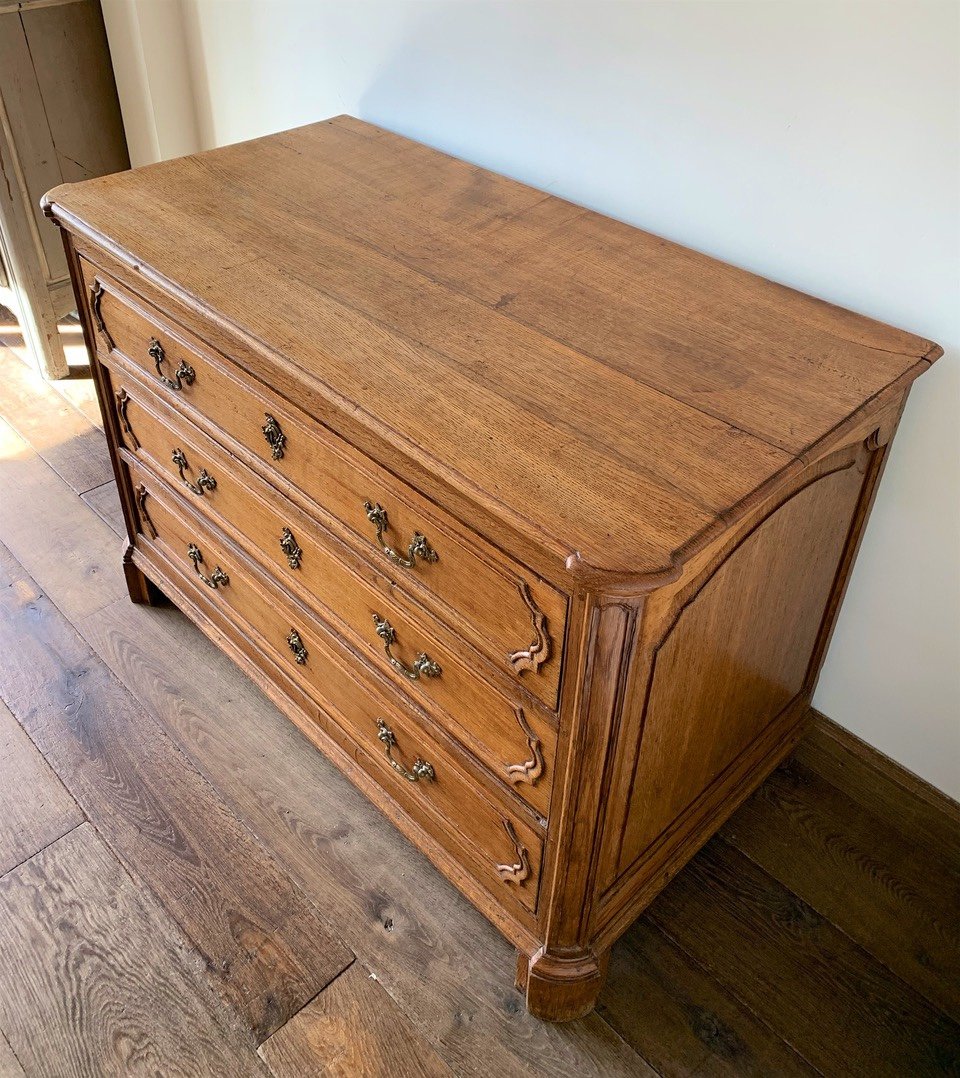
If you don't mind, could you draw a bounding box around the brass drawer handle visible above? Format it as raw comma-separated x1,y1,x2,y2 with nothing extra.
187,543,229,589
262,413,286,460
376,718,435,783
172,447,217,496
149,337,195,391
372,614,442,681
279,526,302,569
287,628,308,665
363,501,438,569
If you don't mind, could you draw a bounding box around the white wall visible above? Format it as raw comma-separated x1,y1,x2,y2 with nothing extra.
111,0,960,798
100,0,200,166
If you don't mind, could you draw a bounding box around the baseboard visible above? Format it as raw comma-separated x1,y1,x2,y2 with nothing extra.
805,709,960,824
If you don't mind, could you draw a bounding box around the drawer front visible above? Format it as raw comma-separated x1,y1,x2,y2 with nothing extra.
82,258,566,710
127,459,543,917
112,371,555,818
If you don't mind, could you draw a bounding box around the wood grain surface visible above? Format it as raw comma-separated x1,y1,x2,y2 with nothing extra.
0,544,353,1045
43,114,941,579
0,701,82,876
42,114,943,1022
723,756,960,1017
97,341,566,712
646,837,960,1076
600,918,815,1077
258,963,452,1078
0,824,264,1078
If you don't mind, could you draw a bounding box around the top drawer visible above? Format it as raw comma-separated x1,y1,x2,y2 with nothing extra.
81,257,567,709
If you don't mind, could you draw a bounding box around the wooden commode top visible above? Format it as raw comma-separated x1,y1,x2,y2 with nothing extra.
44,115,940,583
45,115,940,1021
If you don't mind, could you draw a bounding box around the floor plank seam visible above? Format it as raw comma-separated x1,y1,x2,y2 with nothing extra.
255,954,359,1052
717,820,960,1030
616,913,824,1077
76,477,113,498
80,479,118,497
0,1027,27,1076
0,819,86,883
644,911,828,1078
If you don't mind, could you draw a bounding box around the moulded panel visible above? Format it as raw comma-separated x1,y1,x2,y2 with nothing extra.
616,462,866,874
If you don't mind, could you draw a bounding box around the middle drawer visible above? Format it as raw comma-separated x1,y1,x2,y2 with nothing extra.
110,363,556,819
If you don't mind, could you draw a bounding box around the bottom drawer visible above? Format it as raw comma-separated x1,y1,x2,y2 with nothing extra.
127,458,543,919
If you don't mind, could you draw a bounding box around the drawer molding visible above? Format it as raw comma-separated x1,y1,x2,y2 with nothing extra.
83,275,567,710
134,483,157,539
90,278,113,350
508,581,551,676
114,387,139,449
126,465,545,921
117,412,557,820
127,529,542,947
505,707,545,789
496,820,531,886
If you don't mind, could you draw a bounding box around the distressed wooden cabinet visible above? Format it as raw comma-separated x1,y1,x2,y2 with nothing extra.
43,116,940,1021
0,0,128,377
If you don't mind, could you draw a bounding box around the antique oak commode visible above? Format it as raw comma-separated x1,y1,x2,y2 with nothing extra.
44,116,940,1021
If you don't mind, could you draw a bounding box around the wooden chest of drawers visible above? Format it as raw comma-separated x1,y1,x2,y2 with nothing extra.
43,116,941,1021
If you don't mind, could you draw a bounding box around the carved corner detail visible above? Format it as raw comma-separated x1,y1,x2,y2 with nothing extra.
496,819,530,885
504,707,544,787
508,581,551,676
90,280,114,351
864,427,883,452
115,388,140,449
134,483,157,538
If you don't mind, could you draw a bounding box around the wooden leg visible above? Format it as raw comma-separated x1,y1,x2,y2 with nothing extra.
517,947,610,1022
122,543,165,606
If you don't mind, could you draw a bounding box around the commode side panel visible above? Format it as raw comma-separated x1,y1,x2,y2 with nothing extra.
615,462,865,875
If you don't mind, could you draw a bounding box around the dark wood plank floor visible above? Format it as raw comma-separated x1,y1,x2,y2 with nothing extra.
0,340,958,1077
